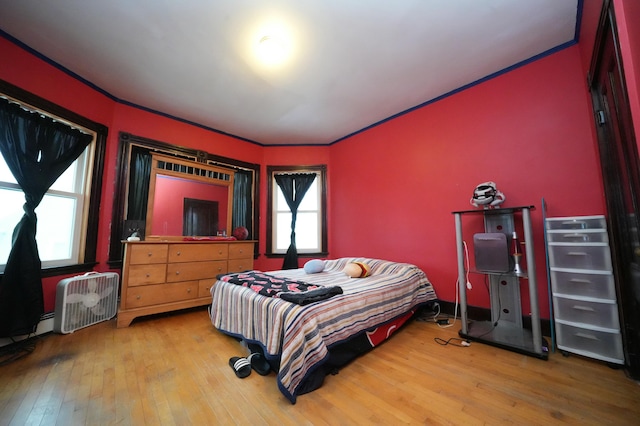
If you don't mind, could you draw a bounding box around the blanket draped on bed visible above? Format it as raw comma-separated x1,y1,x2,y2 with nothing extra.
217,271,343,305
210,257,437,403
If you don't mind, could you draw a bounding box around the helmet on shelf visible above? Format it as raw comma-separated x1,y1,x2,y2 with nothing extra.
470,181,506,208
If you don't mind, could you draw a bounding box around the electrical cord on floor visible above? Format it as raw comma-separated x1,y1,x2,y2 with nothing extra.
434,337,471,347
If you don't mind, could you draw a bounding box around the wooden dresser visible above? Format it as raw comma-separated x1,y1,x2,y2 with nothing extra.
117,240,254,327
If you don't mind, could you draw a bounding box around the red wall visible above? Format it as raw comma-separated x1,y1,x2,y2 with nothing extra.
0,38,263,310
2,3,638,319
329,45,604,316
578,0,605,72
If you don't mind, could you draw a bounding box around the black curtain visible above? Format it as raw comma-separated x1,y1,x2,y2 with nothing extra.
0,99,92,338
275,173,316,270
127,147,151,221
232,170,253,237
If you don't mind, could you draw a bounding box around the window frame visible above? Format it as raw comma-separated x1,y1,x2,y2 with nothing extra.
0,79,107,277
266,164,328,257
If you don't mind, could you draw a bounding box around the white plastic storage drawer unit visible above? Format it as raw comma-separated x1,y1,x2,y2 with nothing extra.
554,320,625,363
545,215,607,231
545,215,624,364
547,243,612,271
552,294,620,329
549,269,616,300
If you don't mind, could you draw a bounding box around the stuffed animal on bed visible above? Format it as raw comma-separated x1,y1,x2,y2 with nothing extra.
304,259,325,274
343,261,371,278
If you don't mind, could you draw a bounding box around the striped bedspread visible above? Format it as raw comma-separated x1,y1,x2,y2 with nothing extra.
209,257,437,403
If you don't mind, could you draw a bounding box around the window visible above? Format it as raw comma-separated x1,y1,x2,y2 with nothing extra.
0,147,92,272
0,79,107,276
267,165,327,256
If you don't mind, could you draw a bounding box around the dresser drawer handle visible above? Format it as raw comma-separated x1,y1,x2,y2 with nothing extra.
145,273,150,278
136,295,141,300
187,288,191,293
176,251,181,256
147,252,153,257
175,271,180,275
572,305,595,312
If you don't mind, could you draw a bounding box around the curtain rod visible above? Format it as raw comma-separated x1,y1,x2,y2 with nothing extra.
0,93,93,136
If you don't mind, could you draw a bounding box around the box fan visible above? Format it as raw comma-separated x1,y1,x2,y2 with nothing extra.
54,272,119,334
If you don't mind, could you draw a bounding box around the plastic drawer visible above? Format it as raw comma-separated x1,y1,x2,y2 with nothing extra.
548,243,612,271
546,229,608,243
545,215,606,231
550,269,616,300
553,295,620,329
555,320,624,363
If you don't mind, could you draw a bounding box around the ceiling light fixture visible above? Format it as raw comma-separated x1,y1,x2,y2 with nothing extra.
256,34,289,67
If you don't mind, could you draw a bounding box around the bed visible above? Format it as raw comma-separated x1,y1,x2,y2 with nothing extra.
209,257,437,403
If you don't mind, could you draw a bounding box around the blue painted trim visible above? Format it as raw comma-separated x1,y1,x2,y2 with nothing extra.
0,29,118,102
575,0,585,42
0,28,265,147
329,39,578,146
1,2,585,148
115,98,263,146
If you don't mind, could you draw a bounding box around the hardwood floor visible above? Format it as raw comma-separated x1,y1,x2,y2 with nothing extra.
1,307,639,425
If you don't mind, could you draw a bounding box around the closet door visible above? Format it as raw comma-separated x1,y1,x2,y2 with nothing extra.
589,1,640,379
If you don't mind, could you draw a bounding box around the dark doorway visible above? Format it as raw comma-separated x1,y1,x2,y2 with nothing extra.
183,198,219,236
589,1,640,379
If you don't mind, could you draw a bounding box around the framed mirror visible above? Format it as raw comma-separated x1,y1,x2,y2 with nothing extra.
108,132,260,267
146,153,234,237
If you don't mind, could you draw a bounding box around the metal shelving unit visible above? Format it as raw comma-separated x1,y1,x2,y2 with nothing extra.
453,205,548,359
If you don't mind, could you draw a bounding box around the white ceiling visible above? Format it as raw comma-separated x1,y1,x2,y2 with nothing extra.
0,0,579,146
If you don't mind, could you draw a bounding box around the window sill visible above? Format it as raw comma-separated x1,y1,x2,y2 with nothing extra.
0,262,100,279
264,252,329,259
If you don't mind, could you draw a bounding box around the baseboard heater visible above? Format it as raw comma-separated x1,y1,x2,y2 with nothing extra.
0,312,55,348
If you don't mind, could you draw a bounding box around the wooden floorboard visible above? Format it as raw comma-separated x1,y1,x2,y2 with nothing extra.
0,307,639,425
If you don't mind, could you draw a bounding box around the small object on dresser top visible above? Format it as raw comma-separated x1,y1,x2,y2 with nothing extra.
182,236,237,241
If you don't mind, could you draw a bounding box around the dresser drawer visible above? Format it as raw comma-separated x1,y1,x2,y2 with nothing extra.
550,269,616,299
125,281,197,308
127,264,167,286
546,229,608,243
128,244,168,264
198,278,216,298
228,242,253,259
555,320,624,363
166,260,225,282
168,243,228,262
553,295,620,329
545,215,606,231
548,243,612,271
228,258,253,273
